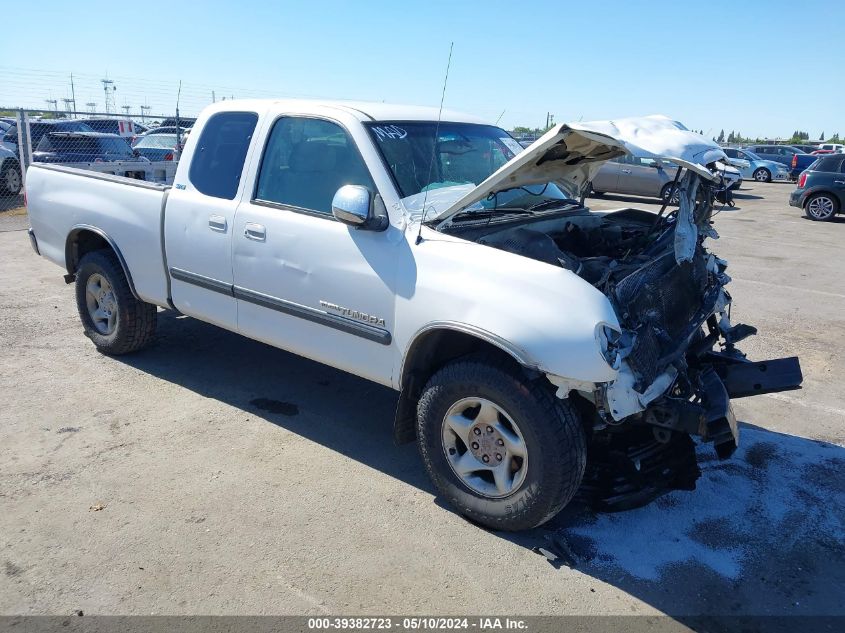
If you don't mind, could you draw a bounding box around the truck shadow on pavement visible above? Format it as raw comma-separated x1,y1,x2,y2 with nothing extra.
121,311,845,620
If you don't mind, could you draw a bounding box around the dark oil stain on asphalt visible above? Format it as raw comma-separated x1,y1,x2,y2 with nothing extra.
250,398,299,416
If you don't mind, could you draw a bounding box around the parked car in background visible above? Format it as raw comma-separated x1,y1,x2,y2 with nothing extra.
818,143,844,153
788,153,818,179
745,144,814,178
131,132,178,161
158,117,196,129
811,149,836,155
592,155,740,203
1,119,96,155
0,145,22,195
789,154,845,221
136,126,190,138
33,132,148,165
83,117,148,141
722,148,790,182
591,155,682,202
790,144,819,154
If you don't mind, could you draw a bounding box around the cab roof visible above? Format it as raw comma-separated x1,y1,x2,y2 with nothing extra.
202,98,490,125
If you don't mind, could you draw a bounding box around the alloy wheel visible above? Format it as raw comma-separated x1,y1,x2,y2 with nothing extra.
807,196,835,220
85,273,118,334
441,397,528,498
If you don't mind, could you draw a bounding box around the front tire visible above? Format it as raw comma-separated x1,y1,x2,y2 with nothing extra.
74,250,157,354
416,356,587,531
804,193,839,221
753,167,771,183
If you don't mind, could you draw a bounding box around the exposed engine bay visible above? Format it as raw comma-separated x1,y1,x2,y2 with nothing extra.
444,171,804,510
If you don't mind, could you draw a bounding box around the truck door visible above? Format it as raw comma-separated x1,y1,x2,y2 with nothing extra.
164,111,259,330
231,115,399,386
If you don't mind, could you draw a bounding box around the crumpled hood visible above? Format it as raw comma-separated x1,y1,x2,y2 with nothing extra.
429,114,727,225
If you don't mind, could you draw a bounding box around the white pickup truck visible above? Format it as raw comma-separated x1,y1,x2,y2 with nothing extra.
26,101,802,530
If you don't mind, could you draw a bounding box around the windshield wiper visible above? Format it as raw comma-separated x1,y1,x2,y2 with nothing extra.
449,208,535,222
526,198,582,212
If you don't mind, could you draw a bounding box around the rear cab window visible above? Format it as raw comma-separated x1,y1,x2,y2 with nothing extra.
189,111,258,200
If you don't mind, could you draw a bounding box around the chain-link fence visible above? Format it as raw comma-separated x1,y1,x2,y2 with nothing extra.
0,108,190,210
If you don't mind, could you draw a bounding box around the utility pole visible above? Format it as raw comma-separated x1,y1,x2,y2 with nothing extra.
121,105,131,118
69,73,77,116
212,90,216,103
62,98,75,117
45,99,58,117
86,102,97,114
101,79,115,114
140,105,150,122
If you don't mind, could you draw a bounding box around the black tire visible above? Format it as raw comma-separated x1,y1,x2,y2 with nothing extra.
0,160,22,195
660,182,680,205
74,249,157,354
804,193,839,221
416,356,587,531
752,167,771,183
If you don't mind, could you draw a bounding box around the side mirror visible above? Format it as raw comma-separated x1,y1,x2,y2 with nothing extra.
331,185,388,231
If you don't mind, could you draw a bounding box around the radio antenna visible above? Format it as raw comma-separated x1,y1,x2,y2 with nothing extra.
416,41,454,245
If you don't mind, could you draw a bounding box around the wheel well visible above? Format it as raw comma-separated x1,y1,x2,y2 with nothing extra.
65,228,138,297
393,328,531,444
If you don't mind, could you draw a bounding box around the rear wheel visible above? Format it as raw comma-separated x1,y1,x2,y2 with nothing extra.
804,193,839,221
74,250,157,354
660,182,680,205
416,356,587,531
753,167,771,183
0,160,22,195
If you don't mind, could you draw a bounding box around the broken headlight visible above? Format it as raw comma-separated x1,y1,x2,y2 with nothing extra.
596,324,622,370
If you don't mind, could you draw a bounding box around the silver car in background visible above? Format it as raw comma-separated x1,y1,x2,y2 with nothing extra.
591,155,741,204
591,155,681,201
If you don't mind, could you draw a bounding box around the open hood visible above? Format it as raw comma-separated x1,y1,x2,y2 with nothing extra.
429,115,727,225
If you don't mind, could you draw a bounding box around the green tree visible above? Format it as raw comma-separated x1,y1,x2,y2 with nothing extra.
820,131,825,140
717,129,725,143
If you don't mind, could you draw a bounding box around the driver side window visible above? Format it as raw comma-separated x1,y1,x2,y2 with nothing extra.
254,117,375,215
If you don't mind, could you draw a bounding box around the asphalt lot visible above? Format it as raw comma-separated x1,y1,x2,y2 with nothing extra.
1,183,843,620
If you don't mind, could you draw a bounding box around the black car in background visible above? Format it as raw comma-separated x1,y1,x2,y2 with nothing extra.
789,155,845,221
1,120,95,155
33,132,149,165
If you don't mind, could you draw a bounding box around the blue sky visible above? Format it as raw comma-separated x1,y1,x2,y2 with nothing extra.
2,0,842,138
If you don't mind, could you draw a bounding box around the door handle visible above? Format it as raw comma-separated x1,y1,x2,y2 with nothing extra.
208,215,227,232
621,169,632,174
244,222,266,241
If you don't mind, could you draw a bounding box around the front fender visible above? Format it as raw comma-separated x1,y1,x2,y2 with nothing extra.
394,229,621,388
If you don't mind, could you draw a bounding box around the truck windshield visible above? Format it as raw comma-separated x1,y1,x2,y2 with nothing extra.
365,121,572,210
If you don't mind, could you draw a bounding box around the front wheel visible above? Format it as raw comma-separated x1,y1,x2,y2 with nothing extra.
804,193,839,221
416,357,587,531
753,168,771,183
75,250,157,354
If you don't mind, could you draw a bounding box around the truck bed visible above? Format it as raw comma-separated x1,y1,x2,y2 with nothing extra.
26,164,171,307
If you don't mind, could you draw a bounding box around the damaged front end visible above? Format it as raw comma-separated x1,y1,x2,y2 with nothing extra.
476,168,803,510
